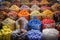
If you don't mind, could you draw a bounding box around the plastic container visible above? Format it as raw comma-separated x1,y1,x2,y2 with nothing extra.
26,29,42,40
30,10,42,20
42,28,59,40
16,17,28,30
42,18,55,29
2,18,15,30
18,10,30,20
28,17,42,30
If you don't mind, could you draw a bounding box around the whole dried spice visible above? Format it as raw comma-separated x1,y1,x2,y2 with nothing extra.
18,10,30,20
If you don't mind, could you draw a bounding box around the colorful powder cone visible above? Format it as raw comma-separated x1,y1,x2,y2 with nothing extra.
30,10,43,20
31,0,39,5
51,3,60,11
30,5,40,11
18,10,30,20
7,11,17,20
42,18,55,29
20,5,30,10
28,18,42,30
54,11,60,22
42,28,59,40
27,29,42,40
40,0,49,5
16,17,28,30
40,6,51,11
21,0,29,5
2,18,15,30
42,10,53,19
1,26,12,40
9,5,20,12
